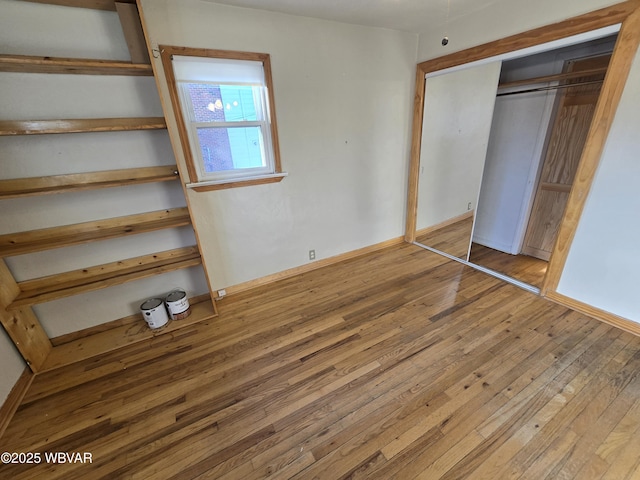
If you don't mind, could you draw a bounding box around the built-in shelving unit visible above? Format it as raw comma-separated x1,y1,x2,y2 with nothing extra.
0,0,217,372
43,298,216,371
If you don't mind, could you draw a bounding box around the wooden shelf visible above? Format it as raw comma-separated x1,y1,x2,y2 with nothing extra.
0,166,180,199
20,0,135,11
0,207,191,257
498,66,609,90
9,246,201,308
0,54,152,76
0,117,166,136
41,297,217,371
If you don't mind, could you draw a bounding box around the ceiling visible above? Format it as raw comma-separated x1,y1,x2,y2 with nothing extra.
204,0,505,35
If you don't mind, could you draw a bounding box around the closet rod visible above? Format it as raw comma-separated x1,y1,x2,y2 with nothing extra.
497,66,607,90
496,79,603,97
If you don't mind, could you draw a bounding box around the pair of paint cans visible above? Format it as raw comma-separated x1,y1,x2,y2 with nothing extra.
140,289,191,329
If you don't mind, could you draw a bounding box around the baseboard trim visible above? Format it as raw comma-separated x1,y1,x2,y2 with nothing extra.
0,367,34,440
216,236,406,299
545,291,640,337
470,236,516,256
416,210,474,238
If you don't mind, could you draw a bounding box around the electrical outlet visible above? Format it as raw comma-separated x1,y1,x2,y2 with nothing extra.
217,289,227,298
309,250,316,260
468,202,472,211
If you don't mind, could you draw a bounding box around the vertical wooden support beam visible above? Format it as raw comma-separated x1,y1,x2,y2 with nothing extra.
404,66,426,243
0,368,34,438
0,260,52,372
115,2,150,64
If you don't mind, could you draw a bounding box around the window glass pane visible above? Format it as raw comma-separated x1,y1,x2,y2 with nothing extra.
185,84,259,123
197,126,266,173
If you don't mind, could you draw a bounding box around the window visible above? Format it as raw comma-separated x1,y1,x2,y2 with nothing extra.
160,47,285,190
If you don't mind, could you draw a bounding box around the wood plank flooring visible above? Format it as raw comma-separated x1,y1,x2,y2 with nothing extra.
415,215,474,259
469,243,548,288
2,243,640,479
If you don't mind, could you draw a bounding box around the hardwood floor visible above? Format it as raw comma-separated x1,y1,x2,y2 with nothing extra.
416,215,474,259
469,243,548,288
2,243,640,479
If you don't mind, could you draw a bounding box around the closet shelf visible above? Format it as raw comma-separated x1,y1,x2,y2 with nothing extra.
0,207,191,257
0,166,180,199
41,296,217,371
0,54,152,75
0,117,167,136
8,246,201,309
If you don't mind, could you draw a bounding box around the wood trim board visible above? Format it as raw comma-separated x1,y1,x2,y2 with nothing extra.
0,165,179,199
214,236,406,299
0,54,152,75
0,117,166,136
137,1,222,313
0,208,191,257
10,247,201,308
546,291,640,337
0,260,52,372
414,211,474,239
115,2,150,64
19,0,135,10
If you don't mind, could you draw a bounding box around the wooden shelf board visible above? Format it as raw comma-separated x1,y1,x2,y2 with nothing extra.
0,207,191,257
9,246,201,308
0,165,180,199
0,117,167,136
41,298,217,371
20,0,135,11
498,66,608,90
0,54,152,75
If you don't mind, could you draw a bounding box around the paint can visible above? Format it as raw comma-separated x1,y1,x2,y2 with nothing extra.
165,289,191,320
140,297,169,329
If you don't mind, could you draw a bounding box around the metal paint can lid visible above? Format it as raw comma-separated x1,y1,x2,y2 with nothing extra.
140,298,164,310
166,290,187,302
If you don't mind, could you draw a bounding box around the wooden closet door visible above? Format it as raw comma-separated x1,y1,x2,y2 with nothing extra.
522,54,610,261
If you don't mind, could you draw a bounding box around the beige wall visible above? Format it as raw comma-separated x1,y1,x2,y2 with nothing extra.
140,0,418,290
417,0,623,62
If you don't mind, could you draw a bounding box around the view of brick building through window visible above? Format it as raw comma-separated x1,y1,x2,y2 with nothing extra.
184,83,264,173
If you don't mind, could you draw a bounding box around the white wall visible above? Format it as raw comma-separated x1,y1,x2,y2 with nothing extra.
0,0,209,341
140,0,418,290
558,44,640,322
417,0,622,62
417,62,501,230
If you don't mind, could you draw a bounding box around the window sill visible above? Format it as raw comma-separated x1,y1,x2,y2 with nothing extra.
186,172,288,192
